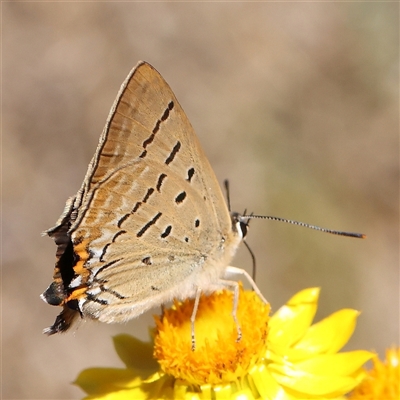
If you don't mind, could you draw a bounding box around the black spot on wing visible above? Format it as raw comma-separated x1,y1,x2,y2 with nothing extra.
143,132,156,147
99,243,111,262
156,173,167,192
175,191,187,204
137,212,162,237
139,149,147,158
161,101,174,121
99,230,126,261
118,213,130,228
143,188,154,203
187,167,195,182
132,188,155,215
139,101,174,158
112,230,126,242
86,294,108,305
153,120,161,134
165,141,181,165
99,284,126,299
132,202,141,213
142,257,152,265
95,259,122,276
161,225,172,239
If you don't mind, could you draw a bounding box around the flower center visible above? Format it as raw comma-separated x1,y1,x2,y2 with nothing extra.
153,286,270,386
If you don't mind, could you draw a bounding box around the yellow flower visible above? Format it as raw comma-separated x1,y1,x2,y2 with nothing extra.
75,286,374,399
348,347,399,399
154,287,269,386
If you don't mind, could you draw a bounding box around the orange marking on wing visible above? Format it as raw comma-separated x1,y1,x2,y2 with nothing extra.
72,239,91,281
65,287,88,302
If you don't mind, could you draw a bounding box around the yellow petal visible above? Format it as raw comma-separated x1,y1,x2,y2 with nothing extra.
172,382,196,399
147,374,176,398
293,309,359,354
270,363,361,396
267,345,319,363
269,288,320,348
82,387,147,400
198,384,214,400
213,384,236,400
113,334,158,371
230,389,256,400
183,393,201,400
249,363,295,400
74,368,141,395
286,287,320,305
294,351,374,376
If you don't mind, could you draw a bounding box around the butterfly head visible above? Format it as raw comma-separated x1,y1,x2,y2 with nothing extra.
230,212,251,240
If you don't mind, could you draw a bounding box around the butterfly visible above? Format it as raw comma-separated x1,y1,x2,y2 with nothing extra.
41,61,265,339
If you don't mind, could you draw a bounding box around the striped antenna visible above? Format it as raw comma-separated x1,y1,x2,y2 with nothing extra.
244,214,366,239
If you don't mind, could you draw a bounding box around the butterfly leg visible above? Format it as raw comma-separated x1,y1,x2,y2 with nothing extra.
191,287,202,351
224,266,268,304
218,279,242,343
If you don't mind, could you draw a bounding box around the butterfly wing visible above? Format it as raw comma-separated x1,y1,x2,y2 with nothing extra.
42,62,241,333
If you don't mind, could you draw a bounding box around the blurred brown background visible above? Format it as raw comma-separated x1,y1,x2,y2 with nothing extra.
2,2,398,399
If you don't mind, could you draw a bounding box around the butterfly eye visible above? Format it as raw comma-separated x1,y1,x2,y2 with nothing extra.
239,220,248,239
230,212,249,239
